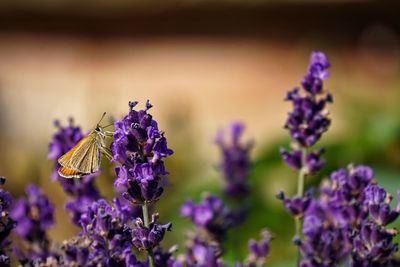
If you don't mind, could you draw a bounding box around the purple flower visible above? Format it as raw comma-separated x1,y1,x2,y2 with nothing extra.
153,246,181,267
112,101,173,204
285,52,332,150
183,236,224,267
215,122,253,200
131,217,172,251
244,230,271,267
0,178,14,266
351,222,399,266
77,199,140,266
363,185,400,226
276,191,312,218
280,148,325,174
180,195,236,241
10,184,54,260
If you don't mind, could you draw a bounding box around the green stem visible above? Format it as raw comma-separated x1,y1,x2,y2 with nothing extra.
295,147,307,266
142,203,154,267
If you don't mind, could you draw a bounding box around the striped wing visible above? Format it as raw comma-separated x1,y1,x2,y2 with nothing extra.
58,132,102,178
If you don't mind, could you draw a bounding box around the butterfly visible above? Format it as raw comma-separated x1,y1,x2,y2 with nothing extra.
58,112,113,178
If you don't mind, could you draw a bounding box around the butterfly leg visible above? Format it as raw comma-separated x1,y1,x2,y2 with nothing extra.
100,146,113,160
104,131,114,137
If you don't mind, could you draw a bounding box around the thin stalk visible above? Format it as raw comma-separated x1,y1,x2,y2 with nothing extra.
295,147,307,266
142,202,154,267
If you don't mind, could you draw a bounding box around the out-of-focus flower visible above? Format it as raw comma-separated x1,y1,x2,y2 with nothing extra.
243,230,271,267
183,236,225,267
181,195,236,241
215,122,252,200
10,184,54,260
0,177,14,267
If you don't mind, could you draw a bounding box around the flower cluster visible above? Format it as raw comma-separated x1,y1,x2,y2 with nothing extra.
241,230,271,267
48,118,101,225
0,178,14,267
112,101,173,204
280,52,332,175
77,199,138,266
181,195,237,241
279,52,400,267
215,122,253,200
10,184,54,261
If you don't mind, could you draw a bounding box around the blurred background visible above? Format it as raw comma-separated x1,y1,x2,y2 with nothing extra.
1,1,400,266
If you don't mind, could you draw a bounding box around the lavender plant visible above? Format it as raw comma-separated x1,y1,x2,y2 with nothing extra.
279,51,400,267
111,100,174,267
215,122,253,201
2,51,399,267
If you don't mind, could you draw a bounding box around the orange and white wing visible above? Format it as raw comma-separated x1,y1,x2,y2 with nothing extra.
58,132,101,177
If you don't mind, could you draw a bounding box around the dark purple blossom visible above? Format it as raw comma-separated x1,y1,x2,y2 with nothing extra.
78,198,141,266
131,217,172,251
183,236,224,267
243,230,271,267
181,195,236,241
153,246,181,267
112,101,173,204
276,191,312,218
215,122,253,200
351,222,399,266
281,51,332,177
280,148,325,174
363,185,400,226
0,178,14,267
10,184,54,260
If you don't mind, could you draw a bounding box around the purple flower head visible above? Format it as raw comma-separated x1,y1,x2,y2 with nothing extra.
78,199,138,266
183,236,224,267
301,200,352,266
276,191,312,218
363,185,400,226
180,195,236,241
0,178,14,266
10,184,54,240
282,51,332,151
10,184,54,260
245,230,271,267
351,221,399,266
215,122,253,200
131,217,172,251
153,246,181,267
112,101,173,204
280,148,325,174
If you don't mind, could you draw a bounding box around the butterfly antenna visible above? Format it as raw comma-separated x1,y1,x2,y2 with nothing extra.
97,112,107,126
102,122,114,128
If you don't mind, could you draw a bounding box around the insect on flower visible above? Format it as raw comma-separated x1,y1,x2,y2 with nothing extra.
57,112,113,178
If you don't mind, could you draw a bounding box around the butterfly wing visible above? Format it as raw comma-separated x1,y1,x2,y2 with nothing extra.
58,166,84,178
58,132,102,178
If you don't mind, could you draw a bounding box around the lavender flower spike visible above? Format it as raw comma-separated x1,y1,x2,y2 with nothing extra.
10,184,54,261
112,100,173,204
215,122,253,200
